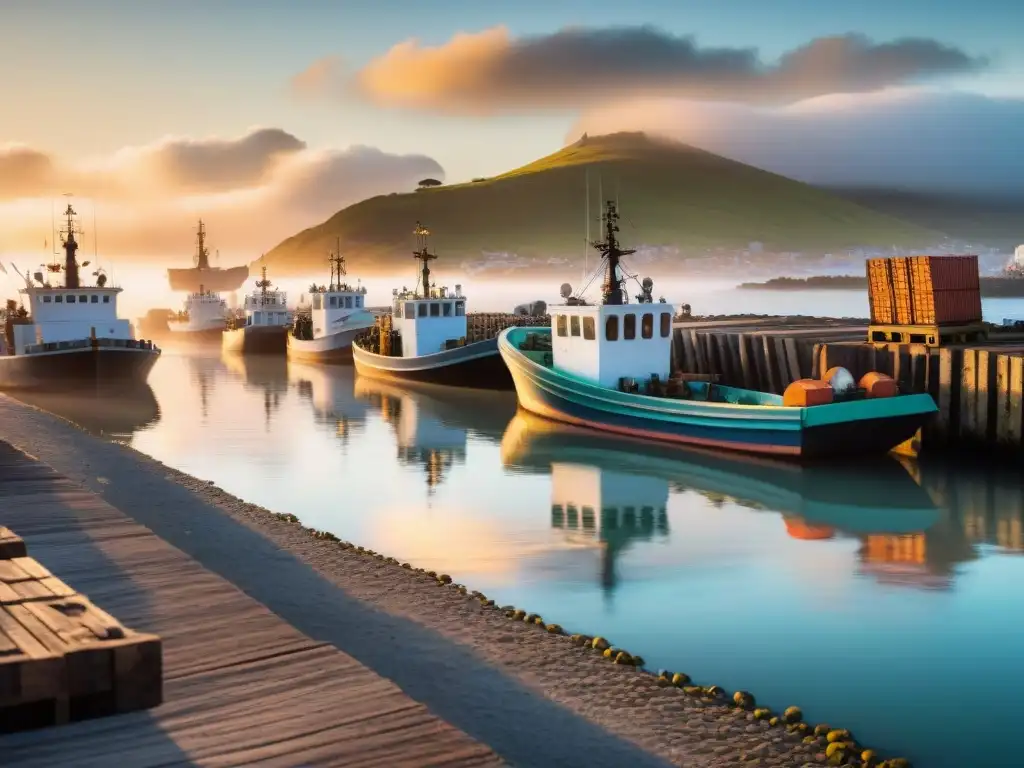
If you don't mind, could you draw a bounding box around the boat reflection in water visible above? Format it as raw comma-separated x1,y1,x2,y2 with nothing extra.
500,410,944,590
353,375,516,492
11,383,160,439
289,362,371,443
219,350,289,429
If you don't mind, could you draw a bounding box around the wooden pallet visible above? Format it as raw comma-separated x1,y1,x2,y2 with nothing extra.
0,551,163,733
0,527,27,560
867,322,988,346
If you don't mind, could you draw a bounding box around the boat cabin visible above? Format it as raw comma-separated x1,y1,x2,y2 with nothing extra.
390,286,466,357
550,303,674,388
243,267,289,327
549,200,675,389
172,289,228,323
11,286,130,355
309,285,369,338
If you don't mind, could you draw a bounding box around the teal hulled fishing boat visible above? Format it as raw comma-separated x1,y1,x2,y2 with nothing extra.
497,201,937,460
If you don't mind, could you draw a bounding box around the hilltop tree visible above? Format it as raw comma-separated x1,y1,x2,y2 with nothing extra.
417,178,443,188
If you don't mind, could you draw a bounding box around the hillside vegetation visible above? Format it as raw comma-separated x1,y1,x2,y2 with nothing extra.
263,132,940,275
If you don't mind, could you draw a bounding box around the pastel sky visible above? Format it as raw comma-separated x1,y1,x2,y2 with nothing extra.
1,0,1021,262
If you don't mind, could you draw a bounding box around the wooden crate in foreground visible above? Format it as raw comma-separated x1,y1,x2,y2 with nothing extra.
0,548,162,733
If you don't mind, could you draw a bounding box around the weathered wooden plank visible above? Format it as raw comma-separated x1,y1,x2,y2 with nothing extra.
762,336,780,393
996,354,1012,445
0,528,27,560
1010,356,1024,446
960,349,978,440
783,337,802,384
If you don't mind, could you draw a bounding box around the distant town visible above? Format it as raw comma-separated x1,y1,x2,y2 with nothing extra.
460,238,1018,279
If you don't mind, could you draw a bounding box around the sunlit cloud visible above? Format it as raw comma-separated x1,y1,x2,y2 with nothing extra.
302,26,987,115
0,128,444,260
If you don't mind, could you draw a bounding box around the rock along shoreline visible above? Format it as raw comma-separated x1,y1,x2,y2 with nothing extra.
0,396,913,768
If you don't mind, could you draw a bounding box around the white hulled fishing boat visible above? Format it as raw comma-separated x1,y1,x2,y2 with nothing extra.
288,243,374,363
0,203,160,389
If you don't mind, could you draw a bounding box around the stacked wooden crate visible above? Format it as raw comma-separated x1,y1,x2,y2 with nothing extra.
866,256,984,344
0,530,162,733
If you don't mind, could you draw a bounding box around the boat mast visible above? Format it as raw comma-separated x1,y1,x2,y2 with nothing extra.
195,220,210,270
328,237,346,291
59,202,82,289
592,200,634,306
413,222,437,298
255,264,272,303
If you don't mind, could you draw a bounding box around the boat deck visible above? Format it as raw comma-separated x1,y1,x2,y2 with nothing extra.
0,441,500,767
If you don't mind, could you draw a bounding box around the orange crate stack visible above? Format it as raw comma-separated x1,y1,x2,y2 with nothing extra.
865,255,981,327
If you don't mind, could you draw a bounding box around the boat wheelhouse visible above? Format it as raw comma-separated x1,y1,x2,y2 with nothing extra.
167,286,230,340
0,202,159,389
352,223,512,388
221,264,290,355
288,244,375,363
497,200,936,458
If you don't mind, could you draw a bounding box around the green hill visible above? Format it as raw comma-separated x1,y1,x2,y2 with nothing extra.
262,132,940,275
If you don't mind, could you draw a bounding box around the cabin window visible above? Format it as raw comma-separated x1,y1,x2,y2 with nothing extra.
660,312,671,338
605,315,618,341
328,296,337,308
55,295,63,303
418,303,428,318
91,295,98,303
103,296,110,303
43,296,52,303
583,316,595,340
430,302,440,317
624,313,636,340
641,313,653,339
67,295,76,304
455,300,465,316
570,316,580,337
443,302,452,317
345,297,353,309
556,314,567,337
404,302,415,319
79,295,87,303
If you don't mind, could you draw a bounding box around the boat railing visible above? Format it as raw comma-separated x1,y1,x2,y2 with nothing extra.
23,337,159,355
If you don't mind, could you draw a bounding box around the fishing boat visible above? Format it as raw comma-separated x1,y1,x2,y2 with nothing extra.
287,244,375,363
497,201,937,459
0,203,160,390
167,219,248,293
166,287,231,342
221,265,290,355
351,223,512,388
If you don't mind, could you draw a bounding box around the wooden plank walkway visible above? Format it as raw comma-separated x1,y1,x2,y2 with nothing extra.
0,441,502,767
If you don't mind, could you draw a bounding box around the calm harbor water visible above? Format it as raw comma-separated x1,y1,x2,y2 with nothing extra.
13,349,1024,768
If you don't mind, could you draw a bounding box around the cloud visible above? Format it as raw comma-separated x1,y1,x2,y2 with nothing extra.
290,56,346,99
0,145,56,198
0,128,444,260
569,89,1024,195
342,26,986,114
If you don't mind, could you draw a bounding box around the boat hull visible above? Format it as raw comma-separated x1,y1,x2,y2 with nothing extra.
287,324,374,364
222,325,287,355
0,346,160,391
167,265,249,293
498,327,936,459
352,337,513,390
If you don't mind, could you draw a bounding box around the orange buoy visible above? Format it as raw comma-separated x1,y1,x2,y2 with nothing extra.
859,371,898,399
783,379,834,407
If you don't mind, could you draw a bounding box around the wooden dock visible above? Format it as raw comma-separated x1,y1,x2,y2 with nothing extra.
0,441,501,767
670,317,1024,455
